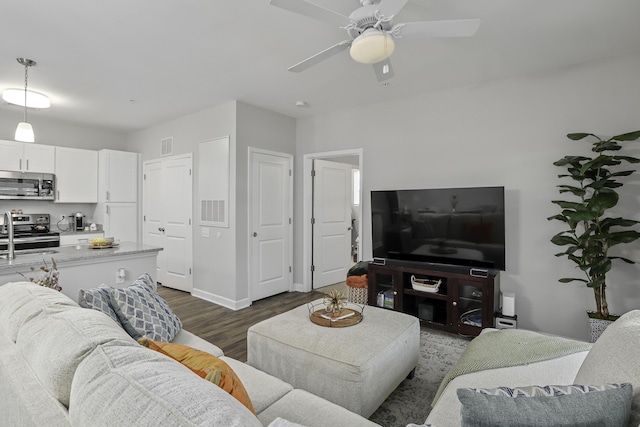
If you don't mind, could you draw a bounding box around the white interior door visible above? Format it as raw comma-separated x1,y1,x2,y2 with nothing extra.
249,150,292,301
143,155,193,292
312,159,352,288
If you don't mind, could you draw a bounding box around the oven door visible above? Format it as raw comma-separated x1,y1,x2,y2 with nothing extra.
0,234,60,251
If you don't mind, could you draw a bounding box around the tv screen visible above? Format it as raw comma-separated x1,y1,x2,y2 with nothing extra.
371,186,505,271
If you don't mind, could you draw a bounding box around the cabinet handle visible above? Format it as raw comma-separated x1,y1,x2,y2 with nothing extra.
19,159,22,170
393,291,397,296
57,190,60,199
106,191,110,201
106,206,110,215
26,159,29,170
452,301,458,307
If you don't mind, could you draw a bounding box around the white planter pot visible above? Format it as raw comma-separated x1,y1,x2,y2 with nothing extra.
587,311,620,343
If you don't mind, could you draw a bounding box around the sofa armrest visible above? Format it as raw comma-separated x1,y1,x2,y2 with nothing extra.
426,351,589,427
170,329,224,357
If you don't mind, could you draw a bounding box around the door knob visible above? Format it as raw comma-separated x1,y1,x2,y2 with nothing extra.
253,232,258,237
347,227,352,231
158,227,165,232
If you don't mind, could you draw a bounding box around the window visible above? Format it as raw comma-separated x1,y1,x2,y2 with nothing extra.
352,169,360,206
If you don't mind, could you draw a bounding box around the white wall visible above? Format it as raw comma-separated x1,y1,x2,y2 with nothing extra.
126,101,238,305
294,52,640,341
126,101,295,308
236,102,296,301
0,110,127,150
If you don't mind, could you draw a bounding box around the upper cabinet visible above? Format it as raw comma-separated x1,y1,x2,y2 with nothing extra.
98,149,138,203
0,140,55,173
54,147,98,203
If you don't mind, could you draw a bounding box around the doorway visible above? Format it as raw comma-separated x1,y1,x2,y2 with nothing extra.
303,149,363,291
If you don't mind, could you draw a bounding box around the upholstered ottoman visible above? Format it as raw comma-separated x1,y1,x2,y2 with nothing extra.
247,300,420,418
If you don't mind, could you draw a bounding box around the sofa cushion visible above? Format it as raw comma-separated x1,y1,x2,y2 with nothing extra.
78,285,122,327
16,305,136,408
457,383,632,427
109,273,182,342
258,389,378,427
221,355,293,415
575,309,640,426
0,281,77,342
69,344,262,427
0,329,71,427
139,338,255,414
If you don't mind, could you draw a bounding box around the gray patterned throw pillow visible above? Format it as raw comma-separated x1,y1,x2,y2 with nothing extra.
109,273,182,342
457,383,632,427
78,286,123,327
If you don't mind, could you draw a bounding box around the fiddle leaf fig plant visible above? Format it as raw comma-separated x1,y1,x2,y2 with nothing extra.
548,130,640,319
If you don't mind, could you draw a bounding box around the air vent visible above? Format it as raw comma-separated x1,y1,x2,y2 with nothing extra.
201,200,225,223
161,137,173,156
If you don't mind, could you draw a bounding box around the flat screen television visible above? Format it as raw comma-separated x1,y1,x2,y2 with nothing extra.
371,186,505,271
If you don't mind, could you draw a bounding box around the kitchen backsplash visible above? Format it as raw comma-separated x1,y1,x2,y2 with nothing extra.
0,200,97,233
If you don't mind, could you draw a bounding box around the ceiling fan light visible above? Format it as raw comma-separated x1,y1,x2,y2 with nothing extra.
15,121,35,143
2,88,51,109
350,29,395,64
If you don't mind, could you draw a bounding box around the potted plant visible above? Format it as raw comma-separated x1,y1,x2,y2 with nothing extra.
548,130,640,340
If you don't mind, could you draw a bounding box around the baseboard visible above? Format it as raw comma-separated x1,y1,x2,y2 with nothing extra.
293,282,307,293
191,288,251,311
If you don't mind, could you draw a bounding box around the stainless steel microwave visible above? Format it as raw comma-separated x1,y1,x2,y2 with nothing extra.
0,170,55,200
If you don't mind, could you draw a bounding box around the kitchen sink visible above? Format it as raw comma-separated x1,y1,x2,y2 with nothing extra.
16,249,59,256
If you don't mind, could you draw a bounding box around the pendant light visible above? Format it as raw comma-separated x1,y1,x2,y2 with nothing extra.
14,58,36,143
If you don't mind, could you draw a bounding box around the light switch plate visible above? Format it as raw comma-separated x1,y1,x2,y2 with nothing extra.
201,227,210,238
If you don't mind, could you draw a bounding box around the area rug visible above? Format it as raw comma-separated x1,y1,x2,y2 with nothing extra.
368,328,471,427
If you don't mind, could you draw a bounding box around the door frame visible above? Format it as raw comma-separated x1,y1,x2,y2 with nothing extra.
302,148,363,292
247,147,294,303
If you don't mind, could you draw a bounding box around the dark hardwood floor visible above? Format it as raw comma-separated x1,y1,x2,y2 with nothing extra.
158,286,326,362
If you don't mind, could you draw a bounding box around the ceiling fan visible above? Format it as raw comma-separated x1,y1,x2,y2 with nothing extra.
270,0,480,82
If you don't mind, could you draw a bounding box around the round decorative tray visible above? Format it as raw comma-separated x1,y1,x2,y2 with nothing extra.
308,301,365,328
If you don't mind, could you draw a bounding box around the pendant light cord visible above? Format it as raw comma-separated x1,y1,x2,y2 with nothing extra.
23,62,28,123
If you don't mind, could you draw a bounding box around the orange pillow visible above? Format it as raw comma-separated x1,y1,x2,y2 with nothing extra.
139,338,256,415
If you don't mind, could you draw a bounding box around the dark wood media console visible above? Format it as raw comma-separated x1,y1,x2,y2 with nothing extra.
368,260,500,336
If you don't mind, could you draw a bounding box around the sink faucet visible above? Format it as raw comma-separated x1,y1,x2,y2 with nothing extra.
4,211,14,260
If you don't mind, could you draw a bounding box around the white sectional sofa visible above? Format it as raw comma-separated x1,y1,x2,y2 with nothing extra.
0,281,379,427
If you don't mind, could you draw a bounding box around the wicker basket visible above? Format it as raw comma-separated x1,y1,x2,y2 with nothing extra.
348,287,368,304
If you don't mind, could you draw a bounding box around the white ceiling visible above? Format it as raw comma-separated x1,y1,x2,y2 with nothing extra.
2,0,640,134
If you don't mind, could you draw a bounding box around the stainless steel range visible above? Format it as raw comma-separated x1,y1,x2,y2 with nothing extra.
0,213,60,251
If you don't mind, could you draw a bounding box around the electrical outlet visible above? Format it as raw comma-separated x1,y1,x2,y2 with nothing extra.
116,268,126,284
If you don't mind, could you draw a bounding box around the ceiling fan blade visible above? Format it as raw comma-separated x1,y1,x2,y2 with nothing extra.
395,19,481,38
373,59,394,82
270,0,352,27
288,40,351,72
376,0,409,18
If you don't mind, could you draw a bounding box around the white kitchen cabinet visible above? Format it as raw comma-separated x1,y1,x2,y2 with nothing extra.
93,149,139,242
0,140,55,173
54,147,98,203
101,203,137,242
98,149,138,203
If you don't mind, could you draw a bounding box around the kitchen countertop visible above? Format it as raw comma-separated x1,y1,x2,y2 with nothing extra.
0,242,162,271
